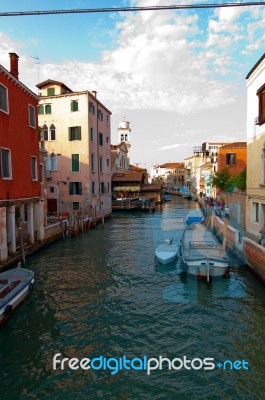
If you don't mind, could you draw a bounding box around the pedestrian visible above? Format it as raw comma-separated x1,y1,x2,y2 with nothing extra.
224,204,229,219
259,224,265,247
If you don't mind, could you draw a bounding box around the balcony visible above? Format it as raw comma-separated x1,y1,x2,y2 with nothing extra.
254,115,265,125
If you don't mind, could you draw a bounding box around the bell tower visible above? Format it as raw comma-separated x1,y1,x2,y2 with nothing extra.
118,118,131,147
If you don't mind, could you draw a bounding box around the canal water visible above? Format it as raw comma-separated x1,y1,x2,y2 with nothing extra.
1,197,265,400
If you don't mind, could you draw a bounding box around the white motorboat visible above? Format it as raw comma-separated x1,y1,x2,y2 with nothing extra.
0,265,34,325
186,209,204,225
181,223,229,281
155,239,178,265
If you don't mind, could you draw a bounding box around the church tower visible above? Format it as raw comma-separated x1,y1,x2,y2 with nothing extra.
118,119,131,149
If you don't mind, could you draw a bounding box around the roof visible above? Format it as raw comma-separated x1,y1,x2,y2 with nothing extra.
246,53,265,79
112,172,145,182
0,64,38,100
111,143,128,152
220,142,247,149
141,184,162,191
130,164,147,172
36,79,73,92
160,162,184,169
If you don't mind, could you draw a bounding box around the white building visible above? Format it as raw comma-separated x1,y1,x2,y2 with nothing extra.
246,53,265,237
37,80,112,219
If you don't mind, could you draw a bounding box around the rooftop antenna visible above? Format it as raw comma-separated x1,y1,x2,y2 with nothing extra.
30,56,40,89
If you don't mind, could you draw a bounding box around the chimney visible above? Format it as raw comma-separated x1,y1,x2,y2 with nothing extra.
9,52,19,80
91,90,97,98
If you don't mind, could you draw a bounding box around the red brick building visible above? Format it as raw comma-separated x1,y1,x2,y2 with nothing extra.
217,142,247,176
0,53,43,262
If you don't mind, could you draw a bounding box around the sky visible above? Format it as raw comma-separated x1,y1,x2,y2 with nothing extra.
0,0,265,171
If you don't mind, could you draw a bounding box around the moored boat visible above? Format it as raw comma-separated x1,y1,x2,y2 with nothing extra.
0,266,34,325
181,223,229,281
163,193,172,201
155,239,178,265
186,208,204,225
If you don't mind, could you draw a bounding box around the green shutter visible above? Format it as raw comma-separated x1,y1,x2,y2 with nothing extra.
68,127,72,141
47,87,55,96
78,182,82,194
45,104,51,114
72,154,79,172
38,105,44,115
77,126,81,140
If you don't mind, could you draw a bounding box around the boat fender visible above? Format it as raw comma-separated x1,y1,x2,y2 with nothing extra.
29,282,34,292
4,304,13,316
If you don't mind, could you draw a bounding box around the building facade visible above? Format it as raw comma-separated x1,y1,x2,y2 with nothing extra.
218,142,247,175
37,80,112,219
0,53,42,262
246,54,265,238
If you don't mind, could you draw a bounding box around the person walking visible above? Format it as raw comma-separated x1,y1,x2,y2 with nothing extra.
259,224,265,247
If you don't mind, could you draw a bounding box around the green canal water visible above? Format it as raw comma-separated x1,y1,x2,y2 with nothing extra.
1,198,265,400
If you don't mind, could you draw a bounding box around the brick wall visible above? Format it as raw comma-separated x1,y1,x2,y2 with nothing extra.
243,238,265,284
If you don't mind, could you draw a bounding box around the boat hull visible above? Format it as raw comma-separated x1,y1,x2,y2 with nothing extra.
155,243,178,265
181,223,229,280
0,267,34,325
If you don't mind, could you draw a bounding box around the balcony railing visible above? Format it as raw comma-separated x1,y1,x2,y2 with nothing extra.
255,115,265,125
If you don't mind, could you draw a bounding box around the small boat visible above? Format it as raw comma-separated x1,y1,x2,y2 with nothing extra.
180,186,192,199
155,238,178,265
163,193,172,201
0,265,34,325
181,223,229,281
186,209,204,225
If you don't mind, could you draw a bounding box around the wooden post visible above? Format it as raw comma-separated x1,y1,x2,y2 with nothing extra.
17,219,26,265
223,219,228,250
101,212,105,228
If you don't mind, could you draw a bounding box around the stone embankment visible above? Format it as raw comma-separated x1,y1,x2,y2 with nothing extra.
200,198,265,285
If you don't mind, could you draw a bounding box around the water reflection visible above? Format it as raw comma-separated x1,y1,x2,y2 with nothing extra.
1,197,265,399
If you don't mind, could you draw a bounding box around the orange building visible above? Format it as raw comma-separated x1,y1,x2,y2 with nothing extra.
217,142,247,176
0,53,43,262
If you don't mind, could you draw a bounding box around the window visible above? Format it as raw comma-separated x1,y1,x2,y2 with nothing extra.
262,142,265,184
71,100,78,112
69,126,81,141
73,202,80,210
0,84,8,113
92,181,95,195
40,164,44,183
226,153,236,166
45,153,57,171
255,84,265,125
31,156,37,180
106,158,109,168
106,136,109,143
89,102,95,114
47,87,55,96
91,154,95,172
90,127,94,142
71,154,80,172
100,182,105,194
0,148,12,178
98,109,103,121
50,187,55,193
42,124,56,141
99,133,103,146
29,105,36,128
69,182,82,195
99,156,103,173
253,202,259,223
106,116,110,126
42,125,48,141
38,104,51,114
50,124,56,141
